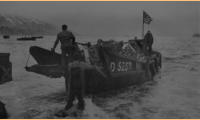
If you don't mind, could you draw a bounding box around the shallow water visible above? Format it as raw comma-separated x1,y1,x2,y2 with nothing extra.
0,36,200,118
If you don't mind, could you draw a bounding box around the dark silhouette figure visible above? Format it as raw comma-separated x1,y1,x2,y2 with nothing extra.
65,53,93,111
52,25,76,92
0,101,8,119
143,30,154,55
52,24,75,66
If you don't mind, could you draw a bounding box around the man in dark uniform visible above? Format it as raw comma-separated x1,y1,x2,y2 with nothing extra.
52,24,75,66
143,30,153,55
52,24,75,92
147,30,153,55
65,52,93,111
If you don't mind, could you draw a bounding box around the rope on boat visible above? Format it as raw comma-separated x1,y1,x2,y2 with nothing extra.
25,53,31,67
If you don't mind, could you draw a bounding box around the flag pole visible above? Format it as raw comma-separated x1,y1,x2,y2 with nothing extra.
142,11,145,54
142,11,144,39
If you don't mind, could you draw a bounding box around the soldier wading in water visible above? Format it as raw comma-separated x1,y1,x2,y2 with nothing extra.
55,52,93,117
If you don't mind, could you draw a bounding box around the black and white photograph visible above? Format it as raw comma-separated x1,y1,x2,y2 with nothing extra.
0,1,199,119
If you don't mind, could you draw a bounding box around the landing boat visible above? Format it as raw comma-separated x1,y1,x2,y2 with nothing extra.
193,33,200,37
17,37,36,41
3,35,10,39
25,33,162,94
31,36,43,39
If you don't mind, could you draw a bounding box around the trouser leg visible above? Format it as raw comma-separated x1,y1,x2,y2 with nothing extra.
76,89,84,110
61,48,67,66
64,76,69,93
149,45,152,55
146,46,149,55
62,48,68,92
143,42,147,55
65,89,75,110
67,46,73,63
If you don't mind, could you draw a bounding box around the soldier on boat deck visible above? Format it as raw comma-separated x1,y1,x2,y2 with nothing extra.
143,30,154,55
52,24,76,66
52,24,76,92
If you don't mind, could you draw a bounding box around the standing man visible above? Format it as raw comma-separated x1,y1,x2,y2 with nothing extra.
134,36,137,40
52,24,75,66
146,30,153,55
52,24,75,92
143,30,153,55
65,52,93,111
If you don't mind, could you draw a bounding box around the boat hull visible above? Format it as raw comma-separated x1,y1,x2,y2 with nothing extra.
84,68,153,94
25,64,153,94
84,47,155,93
31,36,43,39
25,46,161,94
3,35,10,39
17,37,36,41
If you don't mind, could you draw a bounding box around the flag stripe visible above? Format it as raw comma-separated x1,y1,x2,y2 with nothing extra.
143,11,153,24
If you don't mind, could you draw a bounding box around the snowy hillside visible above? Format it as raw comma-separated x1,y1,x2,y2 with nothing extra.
0,15,56,35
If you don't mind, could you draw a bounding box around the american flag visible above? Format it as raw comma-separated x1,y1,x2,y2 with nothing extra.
143,11,153,24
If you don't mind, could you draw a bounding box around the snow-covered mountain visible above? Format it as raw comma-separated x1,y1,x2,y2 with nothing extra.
0,15,56,35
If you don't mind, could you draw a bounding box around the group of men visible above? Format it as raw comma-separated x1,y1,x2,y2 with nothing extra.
52,25,93,111
52,24,154,112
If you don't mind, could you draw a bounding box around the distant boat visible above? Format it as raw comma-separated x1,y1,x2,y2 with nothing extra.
17,37,36,41
3,35,10,39
193,33,200,37
31,36,43,39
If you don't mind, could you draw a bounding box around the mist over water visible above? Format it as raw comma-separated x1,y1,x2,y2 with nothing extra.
0,36,200,118
0,1,199,37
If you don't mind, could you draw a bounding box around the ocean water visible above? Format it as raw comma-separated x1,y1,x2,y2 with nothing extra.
0,35,200,118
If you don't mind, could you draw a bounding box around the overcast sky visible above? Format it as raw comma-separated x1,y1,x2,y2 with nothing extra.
0,1,199,37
